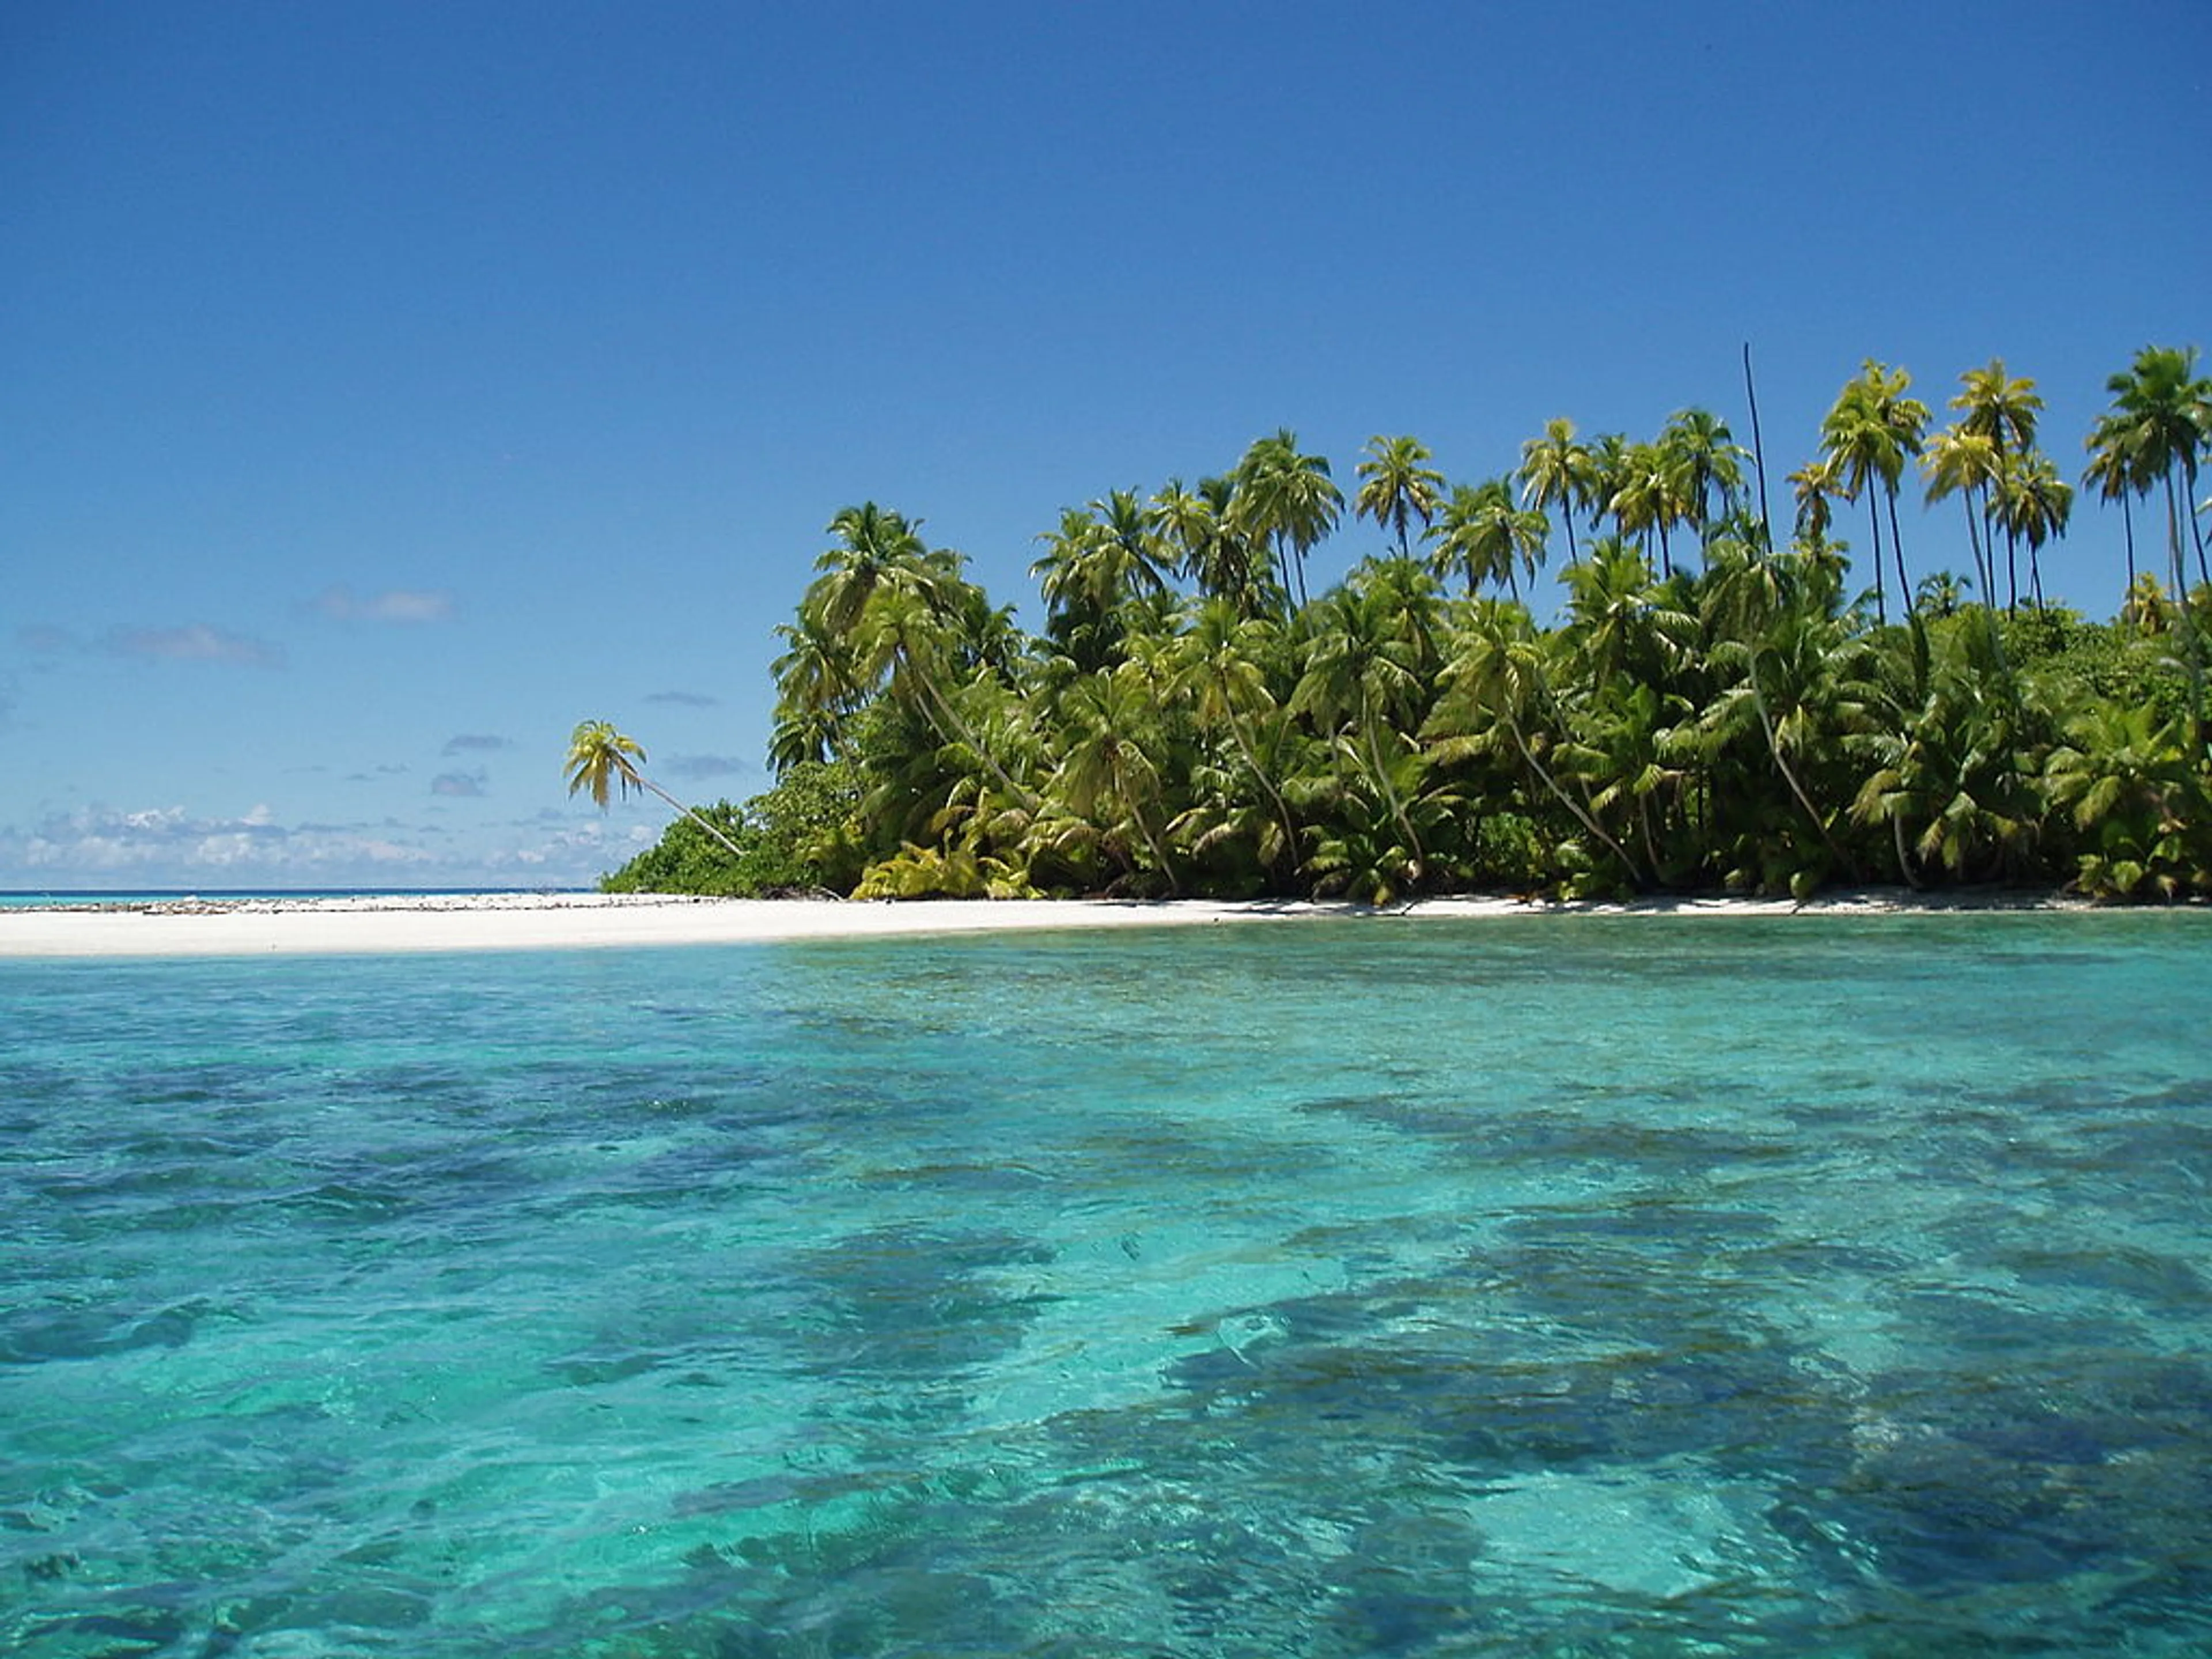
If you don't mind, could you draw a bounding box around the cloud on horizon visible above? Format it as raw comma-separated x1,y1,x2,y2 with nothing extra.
312,586,455,624
430,770,487,798
0,801,645,887
441,734,513,756
101,624,286,668
645,690,719,708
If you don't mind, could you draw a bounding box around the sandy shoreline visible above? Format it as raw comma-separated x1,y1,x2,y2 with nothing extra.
0,888,2107,960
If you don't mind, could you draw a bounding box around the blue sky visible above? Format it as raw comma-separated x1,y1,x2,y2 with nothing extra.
3,1,2207,889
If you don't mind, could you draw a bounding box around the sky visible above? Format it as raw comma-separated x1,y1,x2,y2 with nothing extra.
3,1,2207,890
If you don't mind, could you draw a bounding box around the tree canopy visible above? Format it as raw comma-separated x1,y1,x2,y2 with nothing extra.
596,347,2212,906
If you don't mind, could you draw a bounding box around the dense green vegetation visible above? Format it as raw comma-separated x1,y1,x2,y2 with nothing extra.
599,347,2212,904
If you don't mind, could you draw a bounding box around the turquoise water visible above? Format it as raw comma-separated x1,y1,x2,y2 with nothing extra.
4,915,2209,1657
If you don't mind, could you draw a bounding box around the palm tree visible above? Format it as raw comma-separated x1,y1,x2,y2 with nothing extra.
1952,359,2044,609
1608,441,1686,576
1153,475,1272,616
1428,478,1547,598
1232,429,1343,611
1821,360,1930,624
1170,599,1299,883
1658,406,1748,547
808,502,932,639
2096,345,2212,596
1921,423,2002,605
1050,665,1181,892
565,720,748,859
2082,412,2148,591
1292,578,1437,882
1354,435,1446,559
1031,491,1173,671
1787,454,1843,548
1518,417,1598,566
1995,449,2072,612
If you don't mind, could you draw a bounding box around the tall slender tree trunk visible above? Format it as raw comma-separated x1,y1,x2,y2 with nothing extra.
1960,492,1990,605
1865,494,1888,624
2121,488,2137,590
1359,696,1423,881
1743,341,1774,548
1745,661,1859,881
905,654,1039,813
1224,696,1300,886
643,781,749,861
1885,484,1910,616
1505,715,1646,886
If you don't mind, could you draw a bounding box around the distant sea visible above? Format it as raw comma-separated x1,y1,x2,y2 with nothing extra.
5,912,2210,1655
0,887,591,908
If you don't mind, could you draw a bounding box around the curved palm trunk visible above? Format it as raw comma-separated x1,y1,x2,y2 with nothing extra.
1504,713,1646,886
641,779,748,861
1222,698,1301,885
902,652,1039,813
1743,661,1859,881
1358,693,1424,881
1122,774,1180,895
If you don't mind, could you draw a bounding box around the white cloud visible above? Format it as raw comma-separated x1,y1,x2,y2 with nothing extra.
0,802,637,888
313,586,455,624
430,770,488,798
101,623,285,668
441,733,513,756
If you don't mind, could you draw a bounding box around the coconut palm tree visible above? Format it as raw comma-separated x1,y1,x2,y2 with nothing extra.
1170,599,1300,882
1921,423,2002,605
1995,449,2073,612
565,720,748,859
1821,360,1930,624
1153,475,1273,616
1429,478,1548,598
1952,359,2044,609
2082,412,2149,591
1232,429,1343,611
2096,345,2212,594
1658,406,1748,547
1787,454,1844,548
1354,435,1446,559
1518,417,1598,566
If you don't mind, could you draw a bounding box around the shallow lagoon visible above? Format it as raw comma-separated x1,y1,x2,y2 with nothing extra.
4,913,2209,1656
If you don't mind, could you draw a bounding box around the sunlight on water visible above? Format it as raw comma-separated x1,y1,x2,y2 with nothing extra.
3,914,2209,1656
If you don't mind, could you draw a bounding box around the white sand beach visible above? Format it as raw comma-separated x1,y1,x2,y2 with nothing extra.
0,889,2090,960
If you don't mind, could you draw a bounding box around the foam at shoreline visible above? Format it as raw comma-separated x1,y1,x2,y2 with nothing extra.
0,889,2101,960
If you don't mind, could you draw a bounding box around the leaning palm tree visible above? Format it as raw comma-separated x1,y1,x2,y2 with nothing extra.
565,720,747,859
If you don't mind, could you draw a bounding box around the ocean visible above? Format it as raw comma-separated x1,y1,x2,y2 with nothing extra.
3,913,2208,1656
